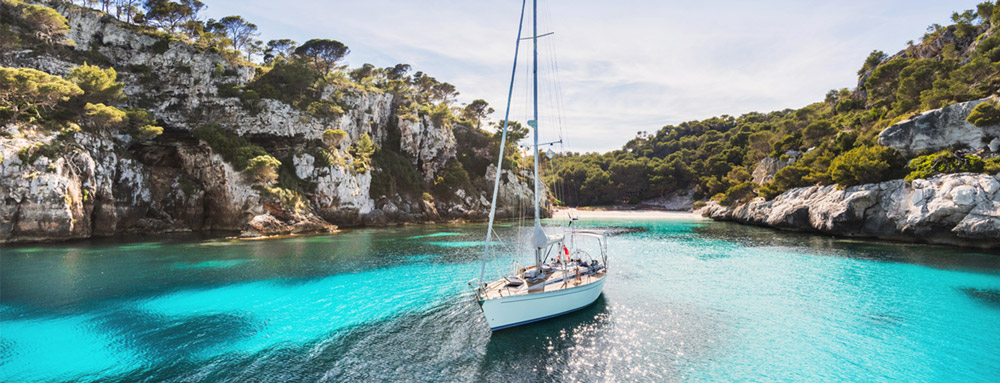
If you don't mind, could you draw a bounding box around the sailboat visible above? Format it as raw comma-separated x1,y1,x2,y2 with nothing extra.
471,0,609,331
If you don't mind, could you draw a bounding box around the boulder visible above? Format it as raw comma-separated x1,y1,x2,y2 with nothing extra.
878,97,1000,156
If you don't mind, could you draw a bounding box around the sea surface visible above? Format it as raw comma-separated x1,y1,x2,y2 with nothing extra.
2,217,1000,382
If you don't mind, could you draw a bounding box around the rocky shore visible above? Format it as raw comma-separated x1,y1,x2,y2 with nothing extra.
701,172,1000,248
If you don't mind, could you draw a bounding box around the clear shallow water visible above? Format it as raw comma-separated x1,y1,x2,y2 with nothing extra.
2,219,1000,382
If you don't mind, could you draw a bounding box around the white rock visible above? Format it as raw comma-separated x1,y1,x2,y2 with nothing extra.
294,153,315,179
980,177,1000,196
878,97,999,155
951,185,976,206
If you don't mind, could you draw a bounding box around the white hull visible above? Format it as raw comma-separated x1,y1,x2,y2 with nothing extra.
480,276,605,331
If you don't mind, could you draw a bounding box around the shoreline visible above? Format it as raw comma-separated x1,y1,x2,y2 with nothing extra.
2,210,705,246
551,208,705,220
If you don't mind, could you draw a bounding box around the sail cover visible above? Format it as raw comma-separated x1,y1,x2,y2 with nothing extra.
531,223,564,249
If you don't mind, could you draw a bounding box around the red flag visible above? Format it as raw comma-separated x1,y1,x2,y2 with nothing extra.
563,245,569,256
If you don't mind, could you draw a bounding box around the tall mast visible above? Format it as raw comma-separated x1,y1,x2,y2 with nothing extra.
531,0,540,228
530,0,543,271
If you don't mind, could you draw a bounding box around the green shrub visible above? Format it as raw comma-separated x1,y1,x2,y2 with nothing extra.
985,158,1000,175
905,151,986,181
967,100,1000,127
759,163,813,199
0,67,82,118
133,125,162,141
858,50,886,75
246,155,281,183
67,63,124,104
692,200,707,210
56,122,80,140
306,101,344,119
17,141,61,165
720,181,758,206
256,186,307,212
802,120,835,146
246,59,319,106
0,24,21,51
193,124,269,169
83,102,126,130
370,147,423,198
120,107,163,141
769,133,802,157
321,128,347,148
311,147,335,167
433,160,472,196
351,133,376,172
426,103,453,126
216,82,242,98
124,108,154,126
150,36,172,54
16,2,68,43
829,145,904,187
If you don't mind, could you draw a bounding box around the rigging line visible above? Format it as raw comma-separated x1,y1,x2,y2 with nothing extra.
542,31,559,138
551,48,571,207
551,39,567,145
480,0,527,284
540,0,566,144
539,3,567,210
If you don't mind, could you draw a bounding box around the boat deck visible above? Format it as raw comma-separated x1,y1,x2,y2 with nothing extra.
480,264,606,300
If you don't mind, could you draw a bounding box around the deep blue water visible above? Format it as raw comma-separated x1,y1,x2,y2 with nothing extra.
2,218,1000,382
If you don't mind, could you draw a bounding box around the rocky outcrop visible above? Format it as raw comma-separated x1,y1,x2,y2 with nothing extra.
0,3,539,243
751,157,790,185
878,96,1000,156
700,173,1000,248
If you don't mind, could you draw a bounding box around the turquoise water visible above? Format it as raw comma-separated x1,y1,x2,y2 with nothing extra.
2,219,1000,382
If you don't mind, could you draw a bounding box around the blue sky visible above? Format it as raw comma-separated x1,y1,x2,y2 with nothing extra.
202,0,983,153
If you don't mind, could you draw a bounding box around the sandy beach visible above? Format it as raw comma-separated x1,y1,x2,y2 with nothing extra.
551,208,706,220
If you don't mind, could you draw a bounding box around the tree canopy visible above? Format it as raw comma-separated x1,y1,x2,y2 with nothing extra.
207,15,260,58
0,67,83,118
294,39,349,78
66,63,124,104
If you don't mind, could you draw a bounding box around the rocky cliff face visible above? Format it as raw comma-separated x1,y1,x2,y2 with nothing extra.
879,96,1000,156
700,173,1000,248
0,3,540,243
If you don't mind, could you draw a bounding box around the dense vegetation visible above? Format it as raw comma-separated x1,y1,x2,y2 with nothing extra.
544,2,1000,207
1,0,165,149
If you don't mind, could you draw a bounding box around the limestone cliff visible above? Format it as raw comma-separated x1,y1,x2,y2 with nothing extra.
0,2,541,243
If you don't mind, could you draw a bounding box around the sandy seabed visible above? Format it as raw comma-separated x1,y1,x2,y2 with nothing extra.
551,208,706,220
